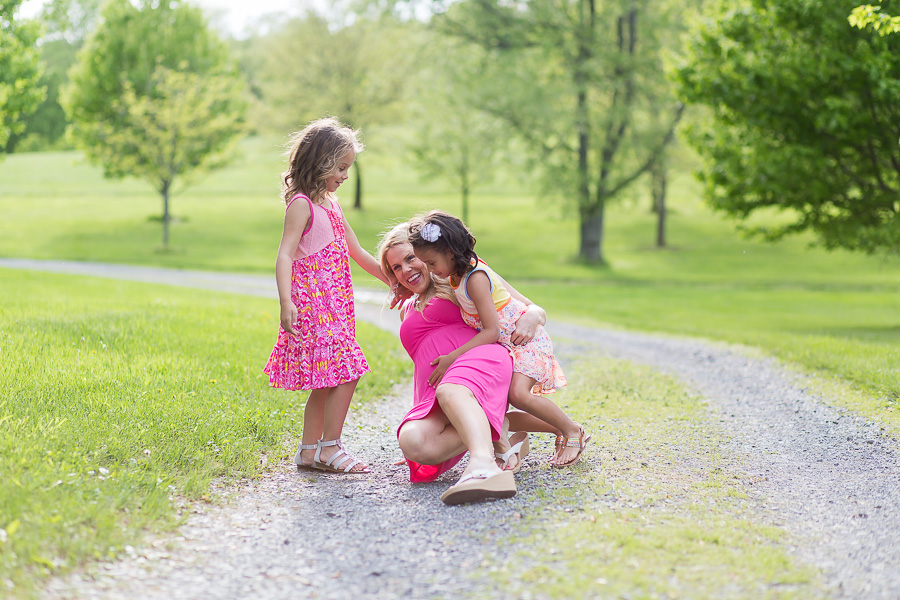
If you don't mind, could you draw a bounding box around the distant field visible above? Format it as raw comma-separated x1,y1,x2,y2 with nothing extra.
1,134,897,407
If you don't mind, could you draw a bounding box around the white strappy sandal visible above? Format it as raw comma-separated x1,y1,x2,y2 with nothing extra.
494,432,530,474
294,441,318,471
313,439,370,474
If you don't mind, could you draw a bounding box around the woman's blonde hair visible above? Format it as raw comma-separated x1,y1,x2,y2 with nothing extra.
377,222,456,313
281,117,363,205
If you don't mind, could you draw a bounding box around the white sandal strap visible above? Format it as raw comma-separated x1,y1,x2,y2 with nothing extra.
455,469,494,486
316,439,362,473
494,440,525,467
299,443,317,450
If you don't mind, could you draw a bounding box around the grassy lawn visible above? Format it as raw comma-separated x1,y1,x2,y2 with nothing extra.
0,268,409,597
1,136,897,412
497,357,824,599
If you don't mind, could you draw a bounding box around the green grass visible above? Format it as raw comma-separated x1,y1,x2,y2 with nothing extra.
492,357,824,599
0,136,897,410
0,268,410,597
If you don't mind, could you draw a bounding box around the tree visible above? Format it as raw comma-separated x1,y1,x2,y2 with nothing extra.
258,12,420,209
7,0,103,152
63,0,246,248
433,0,685,264
0,0,45,156
408,38,507,223
677,0,900,254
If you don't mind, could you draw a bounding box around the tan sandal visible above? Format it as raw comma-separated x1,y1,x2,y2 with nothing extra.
313,439,370,474
552,429,591,468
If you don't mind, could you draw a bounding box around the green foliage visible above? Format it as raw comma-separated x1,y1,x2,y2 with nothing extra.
255,12,420,208
9,39,77,152
0,268,409,594
677,0,900,255
63,0,247,246
9,1,104,152
0,0,45,154
434,0,688,263
92,63,245,193
850,4,900,35
407,37,508,222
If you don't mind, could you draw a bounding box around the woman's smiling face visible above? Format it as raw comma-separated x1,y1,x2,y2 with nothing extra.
385,242,431,295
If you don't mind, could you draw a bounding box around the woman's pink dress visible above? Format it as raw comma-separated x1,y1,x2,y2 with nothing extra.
398,297,512,482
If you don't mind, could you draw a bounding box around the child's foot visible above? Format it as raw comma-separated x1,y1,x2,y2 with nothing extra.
313,439,370,474
552,426,591,468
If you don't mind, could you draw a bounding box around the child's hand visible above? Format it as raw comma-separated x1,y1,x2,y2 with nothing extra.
280,303,298,335
428,353,456,387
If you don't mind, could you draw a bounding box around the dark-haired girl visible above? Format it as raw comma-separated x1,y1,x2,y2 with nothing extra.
408,211,590,468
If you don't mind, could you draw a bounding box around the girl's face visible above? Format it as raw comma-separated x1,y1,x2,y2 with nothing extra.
415,247,456,280
325,149,355,193
385,243,431,295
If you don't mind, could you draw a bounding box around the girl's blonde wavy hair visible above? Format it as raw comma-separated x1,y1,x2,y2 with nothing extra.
377,222,456,313
281,117,363,205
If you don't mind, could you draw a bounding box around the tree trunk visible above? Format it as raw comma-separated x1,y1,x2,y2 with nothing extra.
461,145,470,223
161,181,171,248
651,158,667,247
353,160,362,210
579,201,605,264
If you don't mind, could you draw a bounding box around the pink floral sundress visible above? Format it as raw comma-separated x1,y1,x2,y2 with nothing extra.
263,196,369,390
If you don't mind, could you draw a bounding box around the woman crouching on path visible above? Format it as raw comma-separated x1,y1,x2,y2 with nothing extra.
377,224,549,504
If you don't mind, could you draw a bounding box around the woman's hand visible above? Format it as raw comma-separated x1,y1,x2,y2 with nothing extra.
510,304,546,346
428,353,457,386
280,302,298,335
389,283,413,309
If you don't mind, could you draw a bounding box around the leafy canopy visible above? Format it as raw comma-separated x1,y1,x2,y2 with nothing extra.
0,0,45,152
64,0,245,182
677,0,900,254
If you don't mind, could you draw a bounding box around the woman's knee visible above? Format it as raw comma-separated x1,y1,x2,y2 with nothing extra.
435,383,471,408
398,422,439,464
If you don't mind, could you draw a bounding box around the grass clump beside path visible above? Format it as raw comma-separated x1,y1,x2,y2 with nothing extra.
0,268,409,598
495,357,824,599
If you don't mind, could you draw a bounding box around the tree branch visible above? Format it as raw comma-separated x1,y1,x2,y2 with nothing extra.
607,102,685,199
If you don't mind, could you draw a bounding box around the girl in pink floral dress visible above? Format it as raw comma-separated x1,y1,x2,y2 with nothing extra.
264,118,389,474
408,211,591,468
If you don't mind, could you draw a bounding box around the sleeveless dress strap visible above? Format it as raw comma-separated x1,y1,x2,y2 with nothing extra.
462,265,493,300
287,194,315,236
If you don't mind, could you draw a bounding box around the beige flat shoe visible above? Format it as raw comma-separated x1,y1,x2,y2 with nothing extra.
440,469,516,505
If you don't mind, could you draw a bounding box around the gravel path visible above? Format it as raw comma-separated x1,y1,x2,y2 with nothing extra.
3,259,897,599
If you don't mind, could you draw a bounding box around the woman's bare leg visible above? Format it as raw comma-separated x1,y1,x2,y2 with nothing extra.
435,383,502,478
398,413,466,465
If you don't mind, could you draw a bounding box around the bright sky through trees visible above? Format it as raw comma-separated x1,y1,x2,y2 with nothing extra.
19,0,302,37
